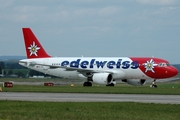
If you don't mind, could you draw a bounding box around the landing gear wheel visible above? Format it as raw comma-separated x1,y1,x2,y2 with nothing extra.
150,80,157,88
106,83,114,87
83,82,92,87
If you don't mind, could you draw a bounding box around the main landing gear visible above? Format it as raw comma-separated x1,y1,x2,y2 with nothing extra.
83,82,115,87
83,82,92,87
150,79,157,88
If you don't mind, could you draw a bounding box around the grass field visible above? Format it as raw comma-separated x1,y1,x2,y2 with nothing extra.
0,78,180,94
1,84,180,95
0,101,180,120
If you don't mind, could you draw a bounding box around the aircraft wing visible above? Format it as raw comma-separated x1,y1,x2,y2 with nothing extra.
25,62,114,75
19,60,116,78
50,64,114,74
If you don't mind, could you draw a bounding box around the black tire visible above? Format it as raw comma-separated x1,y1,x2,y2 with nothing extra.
88,82,92,86
83,82,92,87
83,82,88,87
153,85,157,88
106,83,114,87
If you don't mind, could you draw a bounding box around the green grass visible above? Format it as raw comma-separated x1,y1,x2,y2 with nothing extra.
1,78,180,94
0,101,180,120
1,83,180,95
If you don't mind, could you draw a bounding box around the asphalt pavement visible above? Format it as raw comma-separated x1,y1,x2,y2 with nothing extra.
0,92,180,104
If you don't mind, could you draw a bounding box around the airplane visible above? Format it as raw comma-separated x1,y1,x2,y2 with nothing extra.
19,28,178,87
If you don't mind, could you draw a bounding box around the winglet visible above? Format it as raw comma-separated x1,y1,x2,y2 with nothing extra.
22,28,51,59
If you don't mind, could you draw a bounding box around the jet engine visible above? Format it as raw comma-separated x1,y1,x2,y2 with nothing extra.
122,79,146,86
88,73,114,85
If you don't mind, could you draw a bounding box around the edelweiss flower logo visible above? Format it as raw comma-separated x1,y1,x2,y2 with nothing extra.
143,59,158,73
28,41,40,56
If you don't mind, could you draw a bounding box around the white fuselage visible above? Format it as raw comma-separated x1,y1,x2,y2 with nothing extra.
19,57,150,80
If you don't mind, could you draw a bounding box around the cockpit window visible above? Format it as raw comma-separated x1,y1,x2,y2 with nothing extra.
166,63,171,66
158,63,171,67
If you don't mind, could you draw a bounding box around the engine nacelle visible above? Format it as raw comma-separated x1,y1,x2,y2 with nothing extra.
122,79,146,86
90,73,114,84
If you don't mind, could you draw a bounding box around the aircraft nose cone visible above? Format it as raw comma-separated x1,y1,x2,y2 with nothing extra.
170,67,178,77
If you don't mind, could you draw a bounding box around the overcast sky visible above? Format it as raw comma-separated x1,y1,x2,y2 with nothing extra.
0,0,180,63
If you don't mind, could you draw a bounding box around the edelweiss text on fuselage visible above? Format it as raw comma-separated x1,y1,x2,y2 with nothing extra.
59,59,139,69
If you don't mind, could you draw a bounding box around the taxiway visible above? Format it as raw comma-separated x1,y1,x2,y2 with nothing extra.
0,92,180,104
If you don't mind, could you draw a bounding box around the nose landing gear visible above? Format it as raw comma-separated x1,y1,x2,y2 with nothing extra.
150,80,157,88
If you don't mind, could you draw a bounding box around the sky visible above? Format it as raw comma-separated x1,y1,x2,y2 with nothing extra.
0,0,180,63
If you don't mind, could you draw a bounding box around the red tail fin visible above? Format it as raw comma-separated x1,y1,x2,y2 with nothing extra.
22,28,51,59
